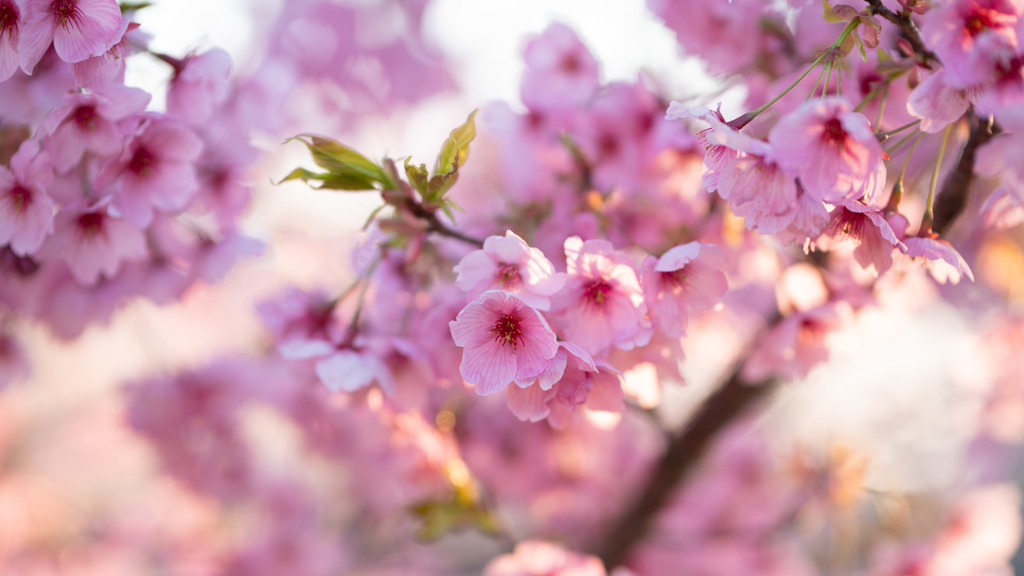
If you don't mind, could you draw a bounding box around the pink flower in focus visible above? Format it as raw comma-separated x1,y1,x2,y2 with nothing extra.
484,540,607,576
901,235,975,284
520,22,599,112
71,17,133,90
743,305,843,382
921,0,1021,88
551,236,650,356
769,97,886,205
166,48,233,125
449,291,559,395
665,101,737,192
18,0,123,73
454,230,566,310
0,139,55,255
39,196,146,286
0,0,22,82
641,242,728,338
819,199,906,274
505,342,624,429
41,85,151,172
96,114,203,227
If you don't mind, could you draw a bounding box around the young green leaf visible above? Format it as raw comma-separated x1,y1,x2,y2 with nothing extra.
433,110,478,177
286,135,389,186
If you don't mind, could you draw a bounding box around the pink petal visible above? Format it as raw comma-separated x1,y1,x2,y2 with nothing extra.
505,383,552,422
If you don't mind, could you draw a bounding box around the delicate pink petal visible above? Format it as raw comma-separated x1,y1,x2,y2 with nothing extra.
505,383,552,422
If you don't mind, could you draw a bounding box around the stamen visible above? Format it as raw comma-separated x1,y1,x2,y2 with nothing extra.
582,280,614,307
491,314,525,351
492,263,522,290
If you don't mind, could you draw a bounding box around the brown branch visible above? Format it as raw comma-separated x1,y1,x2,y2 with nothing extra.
864,0,940,64
932,112,1000,235
593,355,778,568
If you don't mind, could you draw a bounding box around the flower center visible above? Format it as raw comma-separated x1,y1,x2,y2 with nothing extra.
73,105,98,131
821,118,847,147
0,2,19,39
559,53,582,74
491,314,524,351
583,279,614,307
660,268,688,290
492,263,522,290
76,211,105,239
129,146,158,176
49,0,83,31
6,186,32,213
828,208,868,242
964,8,999,37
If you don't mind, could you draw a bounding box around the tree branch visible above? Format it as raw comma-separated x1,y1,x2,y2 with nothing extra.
593,354,777,568
933,112,999,234
864,0,940,64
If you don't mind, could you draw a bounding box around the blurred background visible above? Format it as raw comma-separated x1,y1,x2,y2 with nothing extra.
4,0,1024,574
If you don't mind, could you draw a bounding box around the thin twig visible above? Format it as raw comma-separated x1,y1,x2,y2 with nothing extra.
864,0,940,64
933,112,1000,234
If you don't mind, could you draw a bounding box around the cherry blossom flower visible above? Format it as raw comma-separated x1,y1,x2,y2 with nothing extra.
449,291,559,395
901,235,975,284
166,48,233,125
18,0,123,74
520,22,599,112
551,236,650,356
315,348,395,395
819,199,906,275
0,0,21,82
665,101,737,191
922,0,1022,88
96,114,203,227
257,287,342,359
41,85,151,172
484,540,607,576
641,242,728,338
71,17,133,90
505,341,624,429
907,69,973,133
743,304,844,382
769,97,886,205
39,196,146,286
453,230,565,310
0,139,54,255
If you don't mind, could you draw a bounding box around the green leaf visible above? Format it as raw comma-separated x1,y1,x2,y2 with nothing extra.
119,1,152,11
286,134,388,187
424,171,459,205
404,158,430,195
433,110,478,177
276,167,379,191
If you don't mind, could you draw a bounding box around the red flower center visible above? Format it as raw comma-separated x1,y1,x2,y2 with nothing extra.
492,263,522,290
49,0,83,31
964,8,999,37
821,118,847,148
129,146,158,176
0,2,18,39
76,211,105,238
660,268,688,290
7,185,32,213
583,279,614,307
74,105,98,131
491,314,525,351
559,53,582,74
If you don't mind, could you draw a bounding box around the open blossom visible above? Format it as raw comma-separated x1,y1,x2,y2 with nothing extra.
907,69,973,133
922,0,1022,88
641,242,728,338
901,235,975,284
520,22,599,112
41,85,151,172
819,199,906,274
449,291,559,395
454,230,565,310
484,540,607,576
96,114,203,227
0,139,54,255
0,0,21,81
505,341,624,429
166,48,233,125
665,101,737,191
551,236,650,356
769,97,886,205
743,304,844,382
18,0,123,74
39,196,146,285
71,17,133,90
257,287,342,359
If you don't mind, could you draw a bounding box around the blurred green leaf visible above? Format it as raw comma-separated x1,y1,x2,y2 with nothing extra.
433,110,478,177
119,1,152,11
286,134,388,187
404,158,429,195
276,167,379,191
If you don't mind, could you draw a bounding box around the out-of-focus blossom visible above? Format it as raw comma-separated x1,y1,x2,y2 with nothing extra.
520,22,599,112
641,242,728,338
901,235,975,284
484,540,607,576
0,139,53,254
166,48,232,125
39,197,146,286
